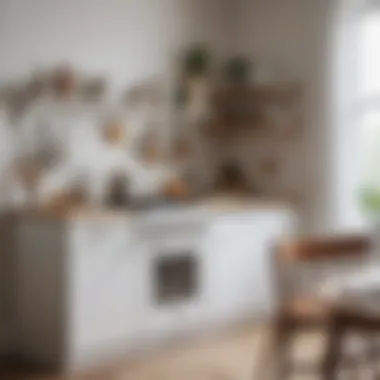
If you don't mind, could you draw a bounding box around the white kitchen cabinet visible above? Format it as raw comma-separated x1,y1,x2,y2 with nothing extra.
203,210,293,324
68,219,147,368
13,206,294,372
14,216,147,371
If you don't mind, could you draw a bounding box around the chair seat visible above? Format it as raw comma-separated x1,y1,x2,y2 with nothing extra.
284,297,332,319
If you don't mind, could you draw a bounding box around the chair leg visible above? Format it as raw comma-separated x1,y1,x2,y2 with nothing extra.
366,336,380,380
271,317,293,380
321,314,345,380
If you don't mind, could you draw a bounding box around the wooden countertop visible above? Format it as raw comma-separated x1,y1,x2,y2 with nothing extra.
197,194,291,210
12,194,292,221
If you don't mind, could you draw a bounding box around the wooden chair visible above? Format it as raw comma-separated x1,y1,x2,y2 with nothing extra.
258,233,373,379
321,283,380,379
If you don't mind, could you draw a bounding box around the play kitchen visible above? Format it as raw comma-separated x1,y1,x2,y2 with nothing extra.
13,201,294,371
1,45,302,373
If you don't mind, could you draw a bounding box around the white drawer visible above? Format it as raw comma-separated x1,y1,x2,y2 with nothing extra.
69,219,133,256
134,220,207,242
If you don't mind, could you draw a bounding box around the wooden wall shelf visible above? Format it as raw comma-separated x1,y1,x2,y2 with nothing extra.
212,83,302,103
209,83,303,137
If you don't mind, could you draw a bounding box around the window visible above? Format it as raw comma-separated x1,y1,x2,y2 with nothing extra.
358,7,380,188
332,1,380,229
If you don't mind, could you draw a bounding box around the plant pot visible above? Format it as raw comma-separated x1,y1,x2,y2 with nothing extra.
183,45,211,78
185,75,210,123
223,56,252,85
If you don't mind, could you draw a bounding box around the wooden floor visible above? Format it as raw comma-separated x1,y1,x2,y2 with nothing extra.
0,323,323,380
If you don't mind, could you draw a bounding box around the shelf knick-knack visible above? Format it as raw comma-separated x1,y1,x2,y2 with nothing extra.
223,56,252,85
179,44,212,123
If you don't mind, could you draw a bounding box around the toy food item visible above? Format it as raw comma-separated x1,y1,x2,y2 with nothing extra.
42,190,70,211
102,121,126,145
141,132,160,163
15,160,42,190
80,77,107,101
162,178,191,200
42,187,86,213
259,157,279,177
174,137,192,160
51,66,76,98
26,72,49,101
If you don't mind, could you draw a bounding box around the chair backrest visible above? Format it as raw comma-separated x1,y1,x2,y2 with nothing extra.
272,234,374,307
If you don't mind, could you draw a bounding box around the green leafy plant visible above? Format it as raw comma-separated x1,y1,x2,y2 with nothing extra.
183,45,211,77
223,56,252,84
359,187,380,214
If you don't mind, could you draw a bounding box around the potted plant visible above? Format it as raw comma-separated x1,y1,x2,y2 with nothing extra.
358,186,380,256
183,45,211,77
223,55,252,85
177,44,212,122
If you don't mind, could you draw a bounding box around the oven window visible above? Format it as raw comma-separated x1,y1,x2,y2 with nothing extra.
153,253,198,305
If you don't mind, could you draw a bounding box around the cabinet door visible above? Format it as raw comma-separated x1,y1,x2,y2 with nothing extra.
68,219,144,365
203,211,291,323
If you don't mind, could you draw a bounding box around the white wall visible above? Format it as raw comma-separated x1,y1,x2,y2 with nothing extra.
237,0,334,234
0,0,228,89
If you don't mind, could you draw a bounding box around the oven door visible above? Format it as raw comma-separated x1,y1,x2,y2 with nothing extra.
141,227,208,341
